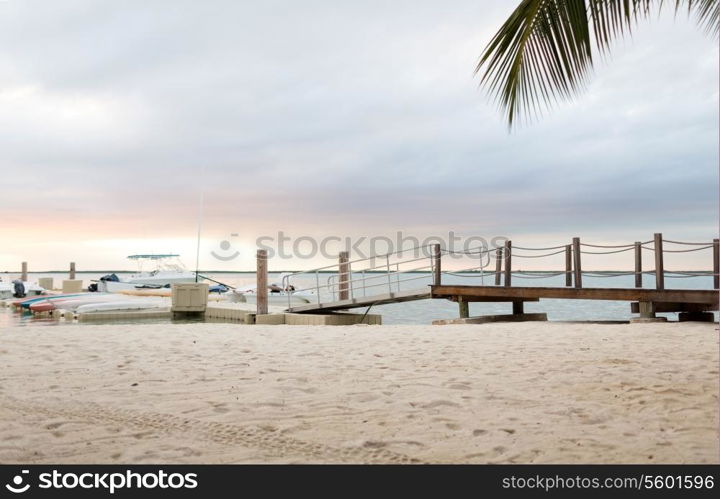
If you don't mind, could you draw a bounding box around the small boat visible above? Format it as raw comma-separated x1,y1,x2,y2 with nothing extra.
0,280,47,300
93,254,199,293
76,299,166,314
29,294,114,313
13,293,83,309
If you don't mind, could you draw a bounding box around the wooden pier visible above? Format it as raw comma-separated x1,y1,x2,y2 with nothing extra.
278,233,719,323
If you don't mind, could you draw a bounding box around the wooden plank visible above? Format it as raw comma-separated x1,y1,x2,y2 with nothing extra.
634,242,642,288
572,237,582,288
654,233,664,290
714,238,719,290
338,251,350,300
494,247,503,286
565,245,572,287
504,240,512,287
288,288,432,313
256,249,268,315
448,296,540,303
21,262,27,282
70,261,76,281
431,284,717,304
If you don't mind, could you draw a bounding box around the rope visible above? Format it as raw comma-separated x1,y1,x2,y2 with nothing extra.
510,244,568,251
582,271,637,277
580,247,634,255
661,245,713,253
664,274,711,279
512,271,568,277
663,239,715,246
512,249,567,258
441,248,495,256
443,270,499,277
580,242,636,249
664,270,718,276
511,272,567,279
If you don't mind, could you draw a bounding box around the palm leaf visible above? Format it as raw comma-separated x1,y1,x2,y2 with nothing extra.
477,0,719,127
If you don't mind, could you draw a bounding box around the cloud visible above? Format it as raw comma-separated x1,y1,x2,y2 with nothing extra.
0,0,716,270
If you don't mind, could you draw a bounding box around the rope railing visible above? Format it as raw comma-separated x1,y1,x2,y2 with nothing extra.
580,242,642,248
663,239,714,246
272,233,719,310
512,249,567,259
580,247,635,255
510,244,567,251
661,245,713,253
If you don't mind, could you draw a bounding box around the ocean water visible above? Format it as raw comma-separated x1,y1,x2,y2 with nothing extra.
1,271,716,327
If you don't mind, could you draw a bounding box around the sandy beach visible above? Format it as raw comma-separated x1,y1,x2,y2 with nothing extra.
0,321,717,464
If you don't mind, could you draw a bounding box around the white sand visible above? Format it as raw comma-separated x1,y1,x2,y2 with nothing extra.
0,321,717,463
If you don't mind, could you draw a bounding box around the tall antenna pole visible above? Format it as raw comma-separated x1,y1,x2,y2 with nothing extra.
195,189,204,282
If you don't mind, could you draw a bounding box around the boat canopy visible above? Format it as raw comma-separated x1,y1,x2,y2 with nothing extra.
127,254,180,260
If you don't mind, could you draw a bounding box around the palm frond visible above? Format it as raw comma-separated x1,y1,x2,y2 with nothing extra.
477,0,719,127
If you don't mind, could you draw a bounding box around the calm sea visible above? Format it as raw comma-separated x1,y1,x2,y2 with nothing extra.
1,271,716,327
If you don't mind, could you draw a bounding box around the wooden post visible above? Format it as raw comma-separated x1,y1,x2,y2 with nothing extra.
432,244,442,286
654,233,664,291
565,245,572,287
494,247,503,286
634,242,642,288
572,237,582,289
504,240,512,287
256,249,268,316
69,262,76,280
21,262,27,282
713,238,719,290
458,298,469,318
338,251,350,300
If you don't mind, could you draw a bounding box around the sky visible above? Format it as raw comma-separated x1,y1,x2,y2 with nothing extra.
0,0,717,272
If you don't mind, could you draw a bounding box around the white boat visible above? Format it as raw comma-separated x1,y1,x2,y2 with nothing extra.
0,279,46,299
95,254,198,293
76,299,166,313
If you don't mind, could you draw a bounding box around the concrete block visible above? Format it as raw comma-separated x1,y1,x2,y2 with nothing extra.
172,283,209,312
62,280,83,293
285,313,382,326
255,313,287,325
38,277,54,291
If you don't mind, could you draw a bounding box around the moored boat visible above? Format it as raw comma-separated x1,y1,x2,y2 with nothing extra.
93,254,199,293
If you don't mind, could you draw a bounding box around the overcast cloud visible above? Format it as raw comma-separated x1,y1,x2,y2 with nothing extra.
0,0,717,270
